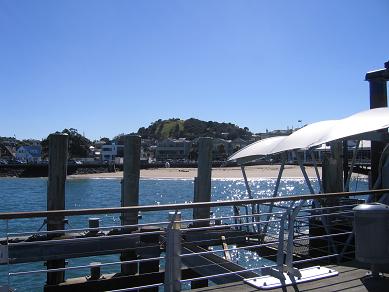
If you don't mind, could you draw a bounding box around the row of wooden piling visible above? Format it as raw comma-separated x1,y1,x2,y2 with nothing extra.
44,134,215,289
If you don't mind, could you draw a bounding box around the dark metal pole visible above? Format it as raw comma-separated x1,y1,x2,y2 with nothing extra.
365,61,389,190
46,133,68,285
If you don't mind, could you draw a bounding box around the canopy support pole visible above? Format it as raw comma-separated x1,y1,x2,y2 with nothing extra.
261,153,286,238
241,165,253,199
296,151,315,195
241,165,258,233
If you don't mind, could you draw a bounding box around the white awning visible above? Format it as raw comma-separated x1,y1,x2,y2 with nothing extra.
228,107,389,164
309,107,389,147
227,136,286,164
270,120,339,154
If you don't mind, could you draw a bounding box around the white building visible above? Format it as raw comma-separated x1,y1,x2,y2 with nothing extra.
101,143,124,162
15,146,42,163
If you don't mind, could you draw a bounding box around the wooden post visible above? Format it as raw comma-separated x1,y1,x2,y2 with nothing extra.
120,134,141,275
311,145,344,262
190,138,212,289
122,134,141,226
323,141,344,196
46,133,68,285
365,62,388,189
193,137,213,227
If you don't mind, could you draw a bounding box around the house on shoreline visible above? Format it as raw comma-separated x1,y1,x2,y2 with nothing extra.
15,146,42,163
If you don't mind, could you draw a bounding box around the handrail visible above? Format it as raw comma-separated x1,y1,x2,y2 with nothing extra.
0,195,365,291
0,188,385,220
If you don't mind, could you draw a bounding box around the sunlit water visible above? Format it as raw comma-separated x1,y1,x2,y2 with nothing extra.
0,177,368,290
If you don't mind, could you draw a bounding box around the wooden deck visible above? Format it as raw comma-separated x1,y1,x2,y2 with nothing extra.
191,261,389,292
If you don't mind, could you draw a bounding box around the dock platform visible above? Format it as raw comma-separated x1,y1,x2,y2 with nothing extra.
191,261,389,292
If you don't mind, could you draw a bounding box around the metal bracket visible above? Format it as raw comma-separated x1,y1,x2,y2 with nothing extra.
262,266,286,281
0,245,8,264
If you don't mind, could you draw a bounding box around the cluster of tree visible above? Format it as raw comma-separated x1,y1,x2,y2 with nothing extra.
0,136,40,148
41,128,92,158
137,118,252,141
3,118,252,159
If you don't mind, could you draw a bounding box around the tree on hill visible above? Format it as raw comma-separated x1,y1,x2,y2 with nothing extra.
100,137,110,144
41,128,92,158
137,118,253,141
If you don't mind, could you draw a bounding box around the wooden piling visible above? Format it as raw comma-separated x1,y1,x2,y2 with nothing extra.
120,134,141,275
191,138,212,288
122,134,141,226
322,142,344,206
311,143,348,262
324,142,344,193
193,137,213,228
46,133,68,285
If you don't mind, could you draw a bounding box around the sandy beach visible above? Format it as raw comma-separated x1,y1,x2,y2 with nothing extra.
67,165,328,180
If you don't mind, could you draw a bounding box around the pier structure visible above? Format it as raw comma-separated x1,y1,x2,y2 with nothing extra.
1,189,389,291
1,61,389,291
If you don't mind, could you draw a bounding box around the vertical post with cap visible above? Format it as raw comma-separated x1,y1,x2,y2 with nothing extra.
46,133,68,285
164,212,182,292
365,61,389,190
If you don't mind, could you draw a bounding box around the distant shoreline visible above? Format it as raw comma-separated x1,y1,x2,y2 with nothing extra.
67,165,337,180
0,165,367,180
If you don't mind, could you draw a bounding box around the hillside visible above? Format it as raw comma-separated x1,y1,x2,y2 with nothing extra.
137,118,252,141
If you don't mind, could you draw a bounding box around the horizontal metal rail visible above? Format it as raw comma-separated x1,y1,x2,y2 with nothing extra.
0,188,385,219
9,256,165,276
0,189,375,292
3,207,352,238
4,211,285,237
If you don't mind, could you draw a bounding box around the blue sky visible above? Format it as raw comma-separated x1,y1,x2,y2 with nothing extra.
0,0,388,140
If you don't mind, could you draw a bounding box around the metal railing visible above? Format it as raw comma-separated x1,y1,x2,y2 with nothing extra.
0,188,387,291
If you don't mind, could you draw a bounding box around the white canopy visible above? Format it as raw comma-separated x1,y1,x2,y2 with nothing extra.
270,120,339,154
228,107,389,164
227,136,286,164
309,107,389,147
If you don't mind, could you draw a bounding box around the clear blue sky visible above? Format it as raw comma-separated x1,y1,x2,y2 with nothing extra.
1,0,388,140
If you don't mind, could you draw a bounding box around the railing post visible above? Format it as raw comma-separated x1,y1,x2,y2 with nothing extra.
164,211,181,292
0,219,10,291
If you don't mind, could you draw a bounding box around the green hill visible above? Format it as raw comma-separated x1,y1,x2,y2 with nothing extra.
137,118,252,141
